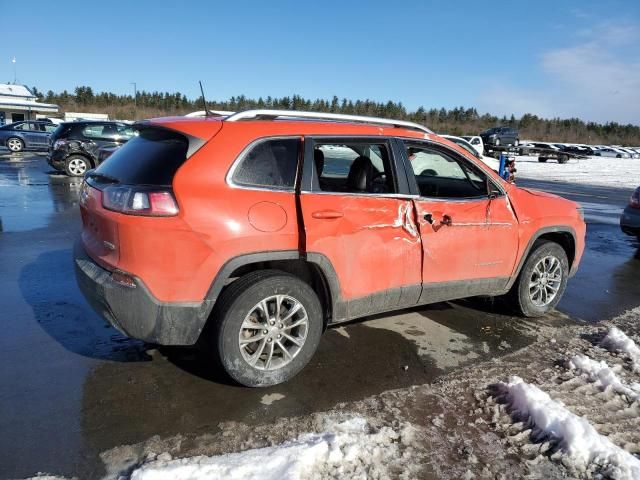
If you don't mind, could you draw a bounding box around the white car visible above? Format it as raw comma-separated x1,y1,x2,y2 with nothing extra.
440,134,499,171
461,135,484,156
619,147,640,159
594,147,631,159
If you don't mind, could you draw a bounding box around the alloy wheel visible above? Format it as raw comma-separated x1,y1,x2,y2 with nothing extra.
68,158,87,176
7,138,23,152
238,294,309,371
529,255,563,307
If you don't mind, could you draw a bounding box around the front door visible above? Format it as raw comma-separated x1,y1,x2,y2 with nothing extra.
300,137,422,320
400,139,519,302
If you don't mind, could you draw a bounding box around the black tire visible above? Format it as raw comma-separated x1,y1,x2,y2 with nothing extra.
494,138,501,146
505,241,569,317
212,270,323,387
64,155,90,177
538,157,548,163
616,154,621,158
558,155,569,164
6,137,24,152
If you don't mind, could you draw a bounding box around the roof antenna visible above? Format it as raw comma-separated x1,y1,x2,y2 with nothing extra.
199,81,211,117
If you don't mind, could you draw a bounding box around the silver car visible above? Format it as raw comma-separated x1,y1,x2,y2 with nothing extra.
620,186,640,240
594,147,631,159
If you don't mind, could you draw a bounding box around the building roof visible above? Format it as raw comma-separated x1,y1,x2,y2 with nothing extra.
0,84,35,99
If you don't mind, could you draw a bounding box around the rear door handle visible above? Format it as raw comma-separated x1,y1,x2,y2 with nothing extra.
312,210,344,219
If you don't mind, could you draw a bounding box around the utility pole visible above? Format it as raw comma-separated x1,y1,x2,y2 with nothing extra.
131,82,137,120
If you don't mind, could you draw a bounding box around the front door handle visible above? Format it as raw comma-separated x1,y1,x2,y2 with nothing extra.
312,210,344,219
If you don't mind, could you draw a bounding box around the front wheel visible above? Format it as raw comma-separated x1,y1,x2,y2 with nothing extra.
65,155,90,177
494,138,501,146
558,155,569,164
212,270,323,387
7,137,24,152
505,241,569,317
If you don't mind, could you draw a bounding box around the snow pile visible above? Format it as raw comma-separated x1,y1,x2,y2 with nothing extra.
129,417,416,480
602,327,640,372
494,376,640,479
516,155,640,189
568,354,640,402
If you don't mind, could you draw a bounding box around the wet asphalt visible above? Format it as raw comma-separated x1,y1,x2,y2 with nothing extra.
0,153,638,479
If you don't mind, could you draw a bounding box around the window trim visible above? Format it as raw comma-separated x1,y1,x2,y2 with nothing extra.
301,136,408,197
226,135,302,193
399,138,506,202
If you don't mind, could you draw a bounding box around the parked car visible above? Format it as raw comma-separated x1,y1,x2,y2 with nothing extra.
461,135,484,155
74,110,586,387
441,134,499,170
479,126,519,147
594,147,631,159
620,186,640,240
0,121,57,152
47,121,137,176
619,147,640,159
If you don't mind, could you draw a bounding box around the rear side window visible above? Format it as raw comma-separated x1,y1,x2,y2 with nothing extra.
232,138,299,190
93,128,189,186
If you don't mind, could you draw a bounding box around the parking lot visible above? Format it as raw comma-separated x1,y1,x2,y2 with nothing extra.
0,152,638,478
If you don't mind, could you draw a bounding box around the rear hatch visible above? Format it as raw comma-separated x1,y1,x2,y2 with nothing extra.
79,124,205,270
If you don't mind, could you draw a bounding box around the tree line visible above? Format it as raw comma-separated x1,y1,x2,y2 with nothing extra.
31,86,640,145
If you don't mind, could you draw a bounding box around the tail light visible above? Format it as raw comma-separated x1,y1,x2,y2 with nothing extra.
102,185,179,216
630,189,640,209
53,139,69,150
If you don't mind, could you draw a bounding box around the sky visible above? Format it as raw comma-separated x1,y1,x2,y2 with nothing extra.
2,0,639,124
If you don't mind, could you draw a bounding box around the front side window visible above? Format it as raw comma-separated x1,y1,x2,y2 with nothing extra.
405,142,489,199
313,142,395,194
232,138,300,190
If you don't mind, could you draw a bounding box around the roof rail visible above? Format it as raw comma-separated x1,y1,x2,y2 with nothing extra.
185,110,236,118
224,109,432,134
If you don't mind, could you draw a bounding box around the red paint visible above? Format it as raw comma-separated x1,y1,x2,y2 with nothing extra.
79,118,586,306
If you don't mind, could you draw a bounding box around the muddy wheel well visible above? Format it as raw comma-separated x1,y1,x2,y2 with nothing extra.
225,260,333,328
535,232,576,268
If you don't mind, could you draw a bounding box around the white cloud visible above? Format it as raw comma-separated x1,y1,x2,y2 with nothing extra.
478,20,640,124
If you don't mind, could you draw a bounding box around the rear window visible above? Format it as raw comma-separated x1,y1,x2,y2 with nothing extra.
231,138,300,190
92,128,189,186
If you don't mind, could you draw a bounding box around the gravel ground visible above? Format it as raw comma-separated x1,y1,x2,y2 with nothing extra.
28,308,639,480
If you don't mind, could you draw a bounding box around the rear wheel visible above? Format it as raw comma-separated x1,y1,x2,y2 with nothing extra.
212,270,323,387
65,155,90,177
506,241,569,317
6,137,24,152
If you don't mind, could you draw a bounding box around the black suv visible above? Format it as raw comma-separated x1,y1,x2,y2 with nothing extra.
480,126,519,147
48,121,136,176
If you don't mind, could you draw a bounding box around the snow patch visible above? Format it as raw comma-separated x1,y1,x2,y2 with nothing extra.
568,354,640,402
602,327,640,372
494,376,640,479
516,155,640,189
260,393,285,405
128,417,415,480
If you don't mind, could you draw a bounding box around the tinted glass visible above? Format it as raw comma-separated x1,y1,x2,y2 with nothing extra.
314,142,394,194
91,128,189,186
82,123,119,139
232,138,299,189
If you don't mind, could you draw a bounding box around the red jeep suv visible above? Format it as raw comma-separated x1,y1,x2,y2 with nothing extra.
74,110,585,387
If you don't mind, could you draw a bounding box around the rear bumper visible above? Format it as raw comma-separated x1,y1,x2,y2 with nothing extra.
47,150,66,170
73,240,211,345
620,206,640,236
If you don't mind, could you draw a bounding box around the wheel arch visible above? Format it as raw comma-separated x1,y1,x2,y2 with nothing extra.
200,251,343,337
506,226,577,290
